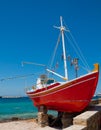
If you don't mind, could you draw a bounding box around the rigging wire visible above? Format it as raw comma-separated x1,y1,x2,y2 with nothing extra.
69,31,90,70
0,74,35,82
63,18,91,71
65,33,88,71
79,65,91,72
65,34,90,72
49,32,61,70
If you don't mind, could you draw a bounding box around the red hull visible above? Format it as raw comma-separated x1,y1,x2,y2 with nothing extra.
27,71,99,112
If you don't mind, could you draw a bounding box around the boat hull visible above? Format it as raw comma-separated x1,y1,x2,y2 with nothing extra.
27,71,99,112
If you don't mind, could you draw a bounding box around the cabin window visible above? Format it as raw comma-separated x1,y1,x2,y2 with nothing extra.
47,79,54,84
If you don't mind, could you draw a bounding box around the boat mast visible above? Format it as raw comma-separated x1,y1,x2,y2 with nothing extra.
60,16,68,80
47,16,69,80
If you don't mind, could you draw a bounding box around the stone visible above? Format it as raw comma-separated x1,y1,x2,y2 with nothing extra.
64,125,87,130
98,98,101,104
90,99,98,106
38,105,47,114
38,112,48,127
73,111,100,130
61,112,73,128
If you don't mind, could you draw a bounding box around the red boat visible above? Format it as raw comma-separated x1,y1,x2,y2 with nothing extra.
26,17,99,112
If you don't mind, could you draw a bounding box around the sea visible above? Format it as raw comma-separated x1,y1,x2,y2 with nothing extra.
0,97,57,121
0,95,100,122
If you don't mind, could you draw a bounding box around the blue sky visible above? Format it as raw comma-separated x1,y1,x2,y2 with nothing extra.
0,0,101,96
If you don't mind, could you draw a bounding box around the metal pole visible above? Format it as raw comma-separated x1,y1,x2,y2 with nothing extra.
60,16,68,80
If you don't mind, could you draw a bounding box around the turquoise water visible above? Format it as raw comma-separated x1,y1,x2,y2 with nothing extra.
0,97,38,121
0,96,99,121
0,97,57,121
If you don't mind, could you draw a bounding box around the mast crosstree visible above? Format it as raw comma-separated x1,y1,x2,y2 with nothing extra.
48,16,69,80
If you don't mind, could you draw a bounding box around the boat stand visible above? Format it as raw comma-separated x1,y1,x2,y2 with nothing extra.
37,106,48,127
37,106,76,128
61,112,74,128
49,111,63,128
